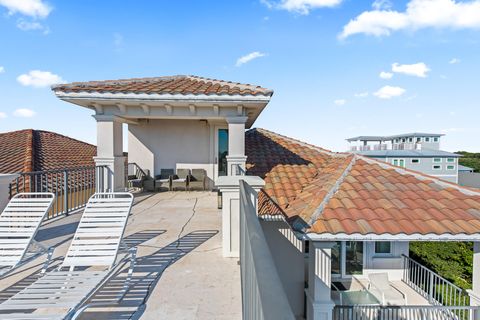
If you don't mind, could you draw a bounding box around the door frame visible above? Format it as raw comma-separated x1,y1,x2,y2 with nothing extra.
332,241,365,279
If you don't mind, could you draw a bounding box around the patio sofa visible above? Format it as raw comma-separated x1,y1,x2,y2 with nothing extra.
171,169,189,191
155,169,174,191
154,168,208,191
188,169,207,190
128,166,153,191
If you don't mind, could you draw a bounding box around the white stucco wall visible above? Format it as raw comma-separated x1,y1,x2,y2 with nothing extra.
0,174,17,212
362,241,409,281
128,119,215,187
261,220,305,318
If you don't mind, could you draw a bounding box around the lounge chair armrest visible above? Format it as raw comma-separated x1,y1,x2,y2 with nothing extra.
391,283,407,304
41,247,55,274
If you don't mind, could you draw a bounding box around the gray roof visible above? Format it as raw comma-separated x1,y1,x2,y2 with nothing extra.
358,149,460,158
458,164,474,172
347,132,445,142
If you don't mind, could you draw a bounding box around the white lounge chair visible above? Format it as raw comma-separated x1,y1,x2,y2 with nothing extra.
368,273,407,305
0,192,137,320
0,193,55,278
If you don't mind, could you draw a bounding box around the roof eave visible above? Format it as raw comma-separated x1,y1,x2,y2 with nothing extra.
53,90,273,103
306,232,480,242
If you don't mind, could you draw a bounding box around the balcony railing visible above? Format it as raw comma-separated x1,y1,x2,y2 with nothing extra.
239,180,295,320
350,143,422,152
8,166,110,219
402,254,472,318
333,305,479,320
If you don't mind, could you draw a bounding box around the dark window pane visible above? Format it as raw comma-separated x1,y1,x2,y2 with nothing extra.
375,241,391,254
345,241,363,275
218,129,228,176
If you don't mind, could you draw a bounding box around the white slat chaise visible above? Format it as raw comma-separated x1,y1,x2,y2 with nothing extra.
0,192,137,320
0,193,55,278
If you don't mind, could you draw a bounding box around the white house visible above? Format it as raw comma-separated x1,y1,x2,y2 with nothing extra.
53,75,480,320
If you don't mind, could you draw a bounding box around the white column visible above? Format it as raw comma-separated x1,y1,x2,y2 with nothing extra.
215,176,265,257
470,242,480,319
306,241,335,320
226,116,247,176
93,115,126,192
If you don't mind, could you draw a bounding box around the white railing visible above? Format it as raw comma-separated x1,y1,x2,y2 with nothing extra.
349,143,422,152
239,180,295,320
333,305,479,320
402,254,475,319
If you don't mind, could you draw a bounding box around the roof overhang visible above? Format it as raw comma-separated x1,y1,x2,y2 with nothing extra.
54,91,272,128
306,232,480,242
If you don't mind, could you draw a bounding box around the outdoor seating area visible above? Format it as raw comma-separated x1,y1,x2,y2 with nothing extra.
154,168,207,191
0,190,240,319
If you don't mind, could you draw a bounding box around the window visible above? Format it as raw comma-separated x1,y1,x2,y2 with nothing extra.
375,242,392,255
447,158,455,163
402,138,406,143
411,159,420,164
433,158,442,163
416,137,421,143
392,159,406,168
408,138,413,142
447,165,455,170
434,137,439,142
433,165,442,170
425,137,430,142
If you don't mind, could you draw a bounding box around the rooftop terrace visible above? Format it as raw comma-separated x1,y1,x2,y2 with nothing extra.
0,191,241,320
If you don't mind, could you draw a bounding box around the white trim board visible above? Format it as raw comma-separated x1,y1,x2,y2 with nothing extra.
55,91,271,103
306,232,480,241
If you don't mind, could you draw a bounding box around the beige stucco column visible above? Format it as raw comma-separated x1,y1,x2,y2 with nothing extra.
306,241,335,320
216,175,265,257
226,116,247,176
93,115,126,192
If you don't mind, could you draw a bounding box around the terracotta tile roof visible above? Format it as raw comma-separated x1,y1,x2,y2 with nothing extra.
52,75,273,97
245,128,480,236
0,129,96,174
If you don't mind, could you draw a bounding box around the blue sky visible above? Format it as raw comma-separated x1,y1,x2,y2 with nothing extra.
0,0,479,152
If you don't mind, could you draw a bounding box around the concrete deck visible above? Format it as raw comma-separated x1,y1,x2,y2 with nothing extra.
0,191,242,320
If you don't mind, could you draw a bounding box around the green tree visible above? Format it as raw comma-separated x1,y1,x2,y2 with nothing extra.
410,242,473,289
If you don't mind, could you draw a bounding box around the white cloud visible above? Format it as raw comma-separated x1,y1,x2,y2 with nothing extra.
0,112,7,119
372,0,393,10
354,92,369,98
373,85,406,99
261,0,342,14
334,99,346,106
392,62,430,77
16,19,49,34
236,51,267,67
339,0,480,39
0,0,51,18
0,66,4,73
379,71,393,79
17,70,64,88
13,108,36,118
449,57,461,64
